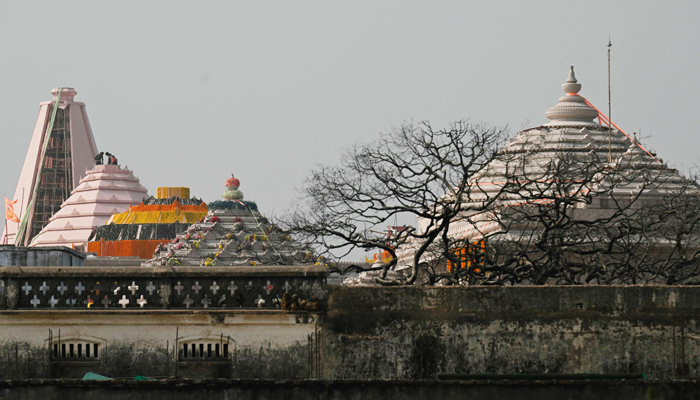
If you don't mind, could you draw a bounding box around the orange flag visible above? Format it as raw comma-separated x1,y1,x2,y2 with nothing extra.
4,196,19,223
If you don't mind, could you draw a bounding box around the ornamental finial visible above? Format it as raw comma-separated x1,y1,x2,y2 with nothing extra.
562,66,581,94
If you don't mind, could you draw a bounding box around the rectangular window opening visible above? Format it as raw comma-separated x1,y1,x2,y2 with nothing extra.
183,344,188,358
53,344,58,358
69,344,74,358
199,344,204,358
94,343,99,358
78,344,82,358
61,344,66,358
223,344,229,358
86,344,90,358
207,344,212,358
191,344,196,358
215,344,220,358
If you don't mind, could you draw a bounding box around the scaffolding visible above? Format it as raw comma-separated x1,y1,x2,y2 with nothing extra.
26,106,73,244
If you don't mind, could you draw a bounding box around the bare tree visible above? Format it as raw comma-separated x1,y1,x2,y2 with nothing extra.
280,121,511,285
447,144,700,286
283,120,700,286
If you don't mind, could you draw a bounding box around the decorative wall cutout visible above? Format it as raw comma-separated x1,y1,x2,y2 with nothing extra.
16,277,326,310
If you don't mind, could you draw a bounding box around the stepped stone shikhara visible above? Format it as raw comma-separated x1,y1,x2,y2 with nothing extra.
3,88,99,245
146,175,311,267
377,66,696,283
29,164,148,248
421,66,691,241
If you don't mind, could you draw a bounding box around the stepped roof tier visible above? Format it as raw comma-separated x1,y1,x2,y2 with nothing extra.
29,164,148,248
87,189,207,259
145,176,312,267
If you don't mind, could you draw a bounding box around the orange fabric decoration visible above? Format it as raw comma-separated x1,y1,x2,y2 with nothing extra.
88,239,171,259
4,196,19,223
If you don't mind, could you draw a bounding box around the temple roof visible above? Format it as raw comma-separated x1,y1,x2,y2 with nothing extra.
145,176,310,267
415,66,694,241
29,164,148,247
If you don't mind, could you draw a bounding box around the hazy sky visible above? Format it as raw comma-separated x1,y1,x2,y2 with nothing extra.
1,1,699,258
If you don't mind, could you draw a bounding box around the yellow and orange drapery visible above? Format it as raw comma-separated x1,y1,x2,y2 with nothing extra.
107,200,208,225
87,239,171,259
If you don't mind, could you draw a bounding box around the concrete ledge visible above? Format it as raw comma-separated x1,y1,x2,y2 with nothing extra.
0,379,695,400
0,264,328,278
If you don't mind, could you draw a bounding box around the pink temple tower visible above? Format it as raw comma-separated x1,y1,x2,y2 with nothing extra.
2,87,98,246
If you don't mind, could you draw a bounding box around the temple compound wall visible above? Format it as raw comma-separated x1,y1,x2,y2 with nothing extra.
0,266,696,383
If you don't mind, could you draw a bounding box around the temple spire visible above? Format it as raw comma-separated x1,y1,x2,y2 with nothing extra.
562,66,581,94
544,66,599,126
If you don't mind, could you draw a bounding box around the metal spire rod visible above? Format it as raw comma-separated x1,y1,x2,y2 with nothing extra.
607,38,613,163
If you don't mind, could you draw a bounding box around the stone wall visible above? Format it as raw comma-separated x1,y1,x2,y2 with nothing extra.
0,265,326,379
321,285,700,380
0,246,85,267
0,268,697,382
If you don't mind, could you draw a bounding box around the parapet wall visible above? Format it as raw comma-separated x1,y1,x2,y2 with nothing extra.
0,273,696,381
0,246,85,267
322,285,700,380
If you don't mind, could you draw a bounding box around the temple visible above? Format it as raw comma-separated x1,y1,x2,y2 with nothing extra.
146,175,311,266
379,67,693,284
87,187,207,259
3,88,99,246
28,164,148,249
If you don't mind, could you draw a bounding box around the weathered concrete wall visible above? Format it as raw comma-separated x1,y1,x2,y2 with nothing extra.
0,265,327,380
0,246,85,267
0,312,319,379
0,379,698,400
321,286,700,380
0,281,697,382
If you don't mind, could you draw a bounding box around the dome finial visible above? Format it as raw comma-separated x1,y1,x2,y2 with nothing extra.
632,132,638,144
562,66,582,94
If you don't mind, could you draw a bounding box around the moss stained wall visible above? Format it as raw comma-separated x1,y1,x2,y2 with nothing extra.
321,286,700,380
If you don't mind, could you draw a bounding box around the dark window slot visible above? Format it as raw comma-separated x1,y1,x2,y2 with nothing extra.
215,344,220,358
53,344,58,358
207,344,212,358
78,344,82,357
183,344,188,358
223,344,228,358
86,344,90,358
94,343,98,357
199,344,204,358
61,344,66,358
69,344,74,358
191,344,196,358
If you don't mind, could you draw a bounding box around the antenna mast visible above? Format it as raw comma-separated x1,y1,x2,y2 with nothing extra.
607,38,613,163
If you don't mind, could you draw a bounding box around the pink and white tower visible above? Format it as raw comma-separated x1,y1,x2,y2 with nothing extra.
2,87,98,246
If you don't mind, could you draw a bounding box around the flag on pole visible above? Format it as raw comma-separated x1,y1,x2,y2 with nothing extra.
4,196,19,223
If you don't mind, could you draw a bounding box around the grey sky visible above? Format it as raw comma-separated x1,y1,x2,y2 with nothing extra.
1,1,699,256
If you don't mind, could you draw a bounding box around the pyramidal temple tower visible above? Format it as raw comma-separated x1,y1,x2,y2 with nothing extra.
29,164,148,248
2,88,98,246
